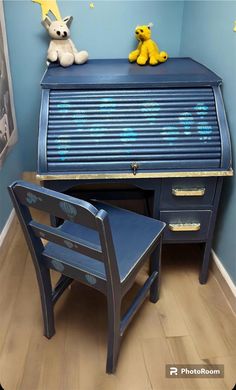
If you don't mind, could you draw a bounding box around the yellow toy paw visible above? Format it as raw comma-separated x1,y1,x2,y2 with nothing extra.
129,50,139,62
149,56,158,66
158,51,168,63
137,55,147,65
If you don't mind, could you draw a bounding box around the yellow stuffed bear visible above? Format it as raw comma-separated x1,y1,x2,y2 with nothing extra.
129,24,168,66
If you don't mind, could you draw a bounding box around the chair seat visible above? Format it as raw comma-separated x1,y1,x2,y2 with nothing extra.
43,201,165,282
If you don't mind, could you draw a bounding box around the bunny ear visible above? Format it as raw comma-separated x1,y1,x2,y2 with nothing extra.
42,15,52,30
63,16,73,27
147,22,154,29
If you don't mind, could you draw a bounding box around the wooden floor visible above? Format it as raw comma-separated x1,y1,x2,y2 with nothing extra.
0,212,236,390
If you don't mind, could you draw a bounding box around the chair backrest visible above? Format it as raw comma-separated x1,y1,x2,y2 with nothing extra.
8,181,120,286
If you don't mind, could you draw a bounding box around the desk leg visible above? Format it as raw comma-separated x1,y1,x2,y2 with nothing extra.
199,241,212,284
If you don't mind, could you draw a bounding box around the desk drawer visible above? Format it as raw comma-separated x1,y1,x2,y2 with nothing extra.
160,178,217,209
160,210,212,242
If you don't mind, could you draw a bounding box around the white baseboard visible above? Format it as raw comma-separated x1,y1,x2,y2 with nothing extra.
211,250,236,297
211,250,236,314
0,209,15,248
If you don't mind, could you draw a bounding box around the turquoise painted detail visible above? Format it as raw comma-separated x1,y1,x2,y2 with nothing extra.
99,103,116,112
64,240,74,249
161,127,179,143
178,112,194,126
100,98,114,102
73,113,86,119
89,128,106,138
85,274,97,285
73,119,86,123
120,128,137,142
198,121,208,125
57,144,69,149
161,126,179,135
58,150,67,155
197,125,212,134
26,192,42,205
163,137,178,141
141,102,160,113
199,136,212,142
146,117,158,122
59,201,77,218
194,103,208,111
57,103,71,109
197,111,208,116
51,260,65,272
56,139,68,143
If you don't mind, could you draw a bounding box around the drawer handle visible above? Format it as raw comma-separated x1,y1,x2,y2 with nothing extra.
172,188,206,197
168,223,201,232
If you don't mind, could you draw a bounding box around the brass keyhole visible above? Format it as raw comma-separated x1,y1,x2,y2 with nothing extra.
131,162,139,175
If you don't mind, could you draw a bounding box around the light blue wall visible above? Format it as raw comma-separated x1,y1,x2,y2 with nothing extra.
181,1,236,283
0,147,23,232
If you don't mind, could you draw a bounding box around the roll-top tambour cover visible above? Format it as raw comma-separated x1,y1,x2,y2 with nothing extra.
38,58,232,178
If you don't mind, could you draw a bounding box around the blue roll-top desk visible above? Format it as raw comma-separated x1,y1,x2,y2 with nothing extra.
37,58,233,283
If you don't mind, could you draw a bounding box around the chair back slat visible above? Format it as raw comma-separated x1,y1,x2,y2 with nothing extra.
29,221,103,261
9,181,120,284
13,182,98,229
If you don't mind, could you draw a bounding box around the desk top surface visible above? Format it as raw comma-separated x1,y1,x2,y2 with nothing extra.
41,58,222,89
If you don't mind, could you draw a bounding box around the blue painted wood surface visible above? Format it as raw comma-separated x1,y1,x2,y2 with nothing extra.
41,58,222,89
38,58,232,176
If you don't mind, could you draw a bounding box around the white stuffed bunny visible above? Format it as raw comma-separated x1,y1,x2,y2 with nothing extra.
42,16,88,67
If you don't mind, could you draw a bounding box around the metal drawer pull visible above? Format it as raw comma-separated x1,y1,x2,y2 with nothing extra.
172,188,206,197
168,223,201,232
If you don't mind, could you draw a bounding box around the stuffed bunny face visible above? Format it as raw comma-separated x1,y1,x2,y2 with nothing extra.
42,16,73,40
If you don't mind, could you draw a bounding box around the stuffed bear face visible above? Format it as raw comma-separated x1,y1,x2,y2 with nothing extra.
42,16,73,40
135,25,151,41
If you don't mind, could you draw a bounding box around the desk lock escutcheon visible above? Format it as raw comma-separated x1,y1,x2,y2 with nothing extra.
131,162,139,175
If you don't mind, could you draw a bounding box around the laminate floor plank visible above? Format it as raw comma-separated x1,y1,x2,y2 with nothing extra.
163,261,231,359
167,335,227,390
0,224,28,353
141,336,185,390
0,255,39,390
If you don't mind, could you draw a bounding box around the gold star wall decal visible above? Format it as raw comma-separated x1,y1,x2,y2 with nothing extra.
32,0,62,20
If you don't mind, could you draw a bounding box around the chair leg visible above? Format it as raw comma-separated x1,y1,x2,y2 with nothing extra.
106,296,121,374
37,266,55,339
149,240,162,303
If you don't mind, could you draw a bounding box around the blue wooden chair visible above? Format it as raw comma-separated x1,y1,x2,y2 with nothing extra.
8,181,165,373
